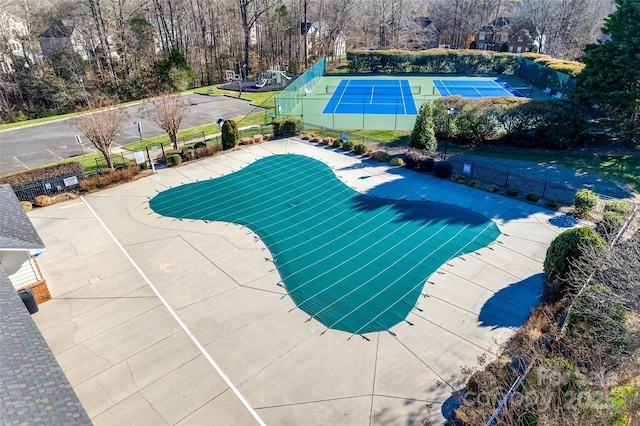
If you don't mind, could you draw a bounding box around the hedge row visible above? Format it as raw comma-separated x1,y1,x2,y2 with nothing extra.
518,53,585,77
431,96,587,149
346,49,584,78
0,162,83,188
347,49,518,74
272,117,303,136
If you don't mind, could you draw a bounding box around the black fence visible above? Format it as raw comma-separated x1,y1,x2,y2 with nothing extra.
12,172,84,202
447,158,579,205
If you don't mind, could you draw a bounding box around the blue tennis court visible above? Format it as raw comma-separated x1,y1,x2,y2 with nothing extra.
323,79,418,115
434,79,526,99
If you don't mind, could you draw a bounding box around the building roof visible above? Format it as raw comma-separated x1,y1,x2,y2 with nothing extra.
0,267,90,424
39,20,74,38
0,184,45,251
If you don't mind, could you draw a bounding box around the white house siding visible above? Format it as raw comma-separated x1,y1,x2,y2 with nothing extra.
0,251,40,290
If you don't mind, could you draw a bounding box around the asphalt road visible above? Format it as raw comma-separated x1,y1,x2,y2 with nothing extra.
0,94,263,176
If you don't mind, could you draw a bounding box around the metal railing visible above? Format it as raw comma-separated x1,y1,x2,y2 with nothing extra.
12,173,84,202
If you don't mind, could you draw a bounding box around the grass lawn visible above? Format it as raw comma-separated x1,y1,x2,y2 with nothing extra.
446,144,640,191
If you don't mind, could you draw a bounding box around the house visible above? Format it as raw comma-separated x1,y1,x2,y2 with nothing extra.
408,17,441,50
0,12,29,74
333,32,347,57
0,184,49,303
39,20,89,60
301,21,327,58
473,17,539,54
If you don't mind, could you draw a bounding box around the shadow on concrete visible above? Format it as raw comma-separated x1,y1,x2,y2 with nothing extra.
478,273,545,329
548,213,580,228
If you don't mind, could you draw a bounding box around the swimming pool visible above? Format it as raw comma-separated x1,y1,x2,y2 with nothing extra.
150,154,500,334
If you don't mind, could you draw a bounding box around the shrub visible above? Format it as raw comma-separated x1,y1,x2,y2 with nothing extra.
240,137,255,145
80,178,98,191
369,151,390,162
546,199,558,208
332,138,342,148
450,174,466,184
20,201,33,212
310,137,321,143
33,195,53,207
405,151,423,169
526,193,540,202
566,284,628,354
468,179,481,188
341,140,353,151
604,200,631,216
272,117,303,136
573,189,599,215
193,142,206,149
418,157,436,173
390,157,405,167
195,144,222,158
322,137,333,145
166,153,182,166
466,370,498,401
434,161,453,178
253,134,263,143
353,143,367,155
599,210,625,235
507,187,519,197
179,147,194,161
262,133,272,141
81,166,140,191
543,227,607,281
486,184,499,193
10,111,27,123
222,119,239,149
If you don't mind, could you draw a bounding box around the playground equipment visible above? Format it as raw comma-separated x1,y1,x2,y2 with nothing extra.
225,70,239,81
255,69,291,88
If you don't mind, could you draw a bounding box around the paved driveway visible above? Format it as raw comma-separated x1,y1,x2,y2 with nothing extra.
0,94,261,176
29,139,569,425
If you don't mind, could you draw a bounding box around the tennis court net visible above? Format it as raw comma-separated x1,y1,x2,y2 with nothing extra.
326,85,422,95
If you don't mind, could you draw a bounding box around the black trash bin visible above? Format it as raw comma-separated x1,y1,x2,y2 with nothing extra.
19,289,38,314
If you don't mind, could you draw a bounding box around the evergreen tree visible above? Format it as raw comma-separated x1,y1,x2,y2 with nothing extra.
410,102,437,152
221,119,239,149
575,0,640,144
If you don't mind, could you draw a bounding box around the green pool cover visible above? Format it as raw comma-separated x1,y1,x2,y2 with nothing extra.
150,154,500,334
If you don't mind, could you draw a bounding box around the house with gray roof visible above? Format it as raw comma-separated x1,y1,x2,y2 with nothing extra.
0,184,90,424
0,184,49,302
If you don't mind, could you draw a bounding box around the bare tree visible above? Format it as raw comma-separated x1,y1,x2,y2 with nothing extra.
71,106,129,170
237,0,276,74
139,93,190,149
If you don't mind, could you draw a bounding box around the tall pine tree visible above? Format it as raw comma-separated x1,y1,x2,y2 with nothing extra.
575,0,640,144
410,102,437,152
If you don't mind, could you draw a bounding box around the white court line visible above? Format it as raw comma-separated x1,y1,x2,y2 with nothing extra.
80,196,266,426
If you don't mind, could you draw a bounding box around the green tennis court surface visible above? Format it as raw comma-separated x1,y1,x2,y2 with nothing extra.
150,155,500,334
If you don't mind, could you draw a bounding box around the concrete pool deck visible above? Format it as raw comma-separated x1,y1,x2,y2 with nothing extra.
29,138,574,425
